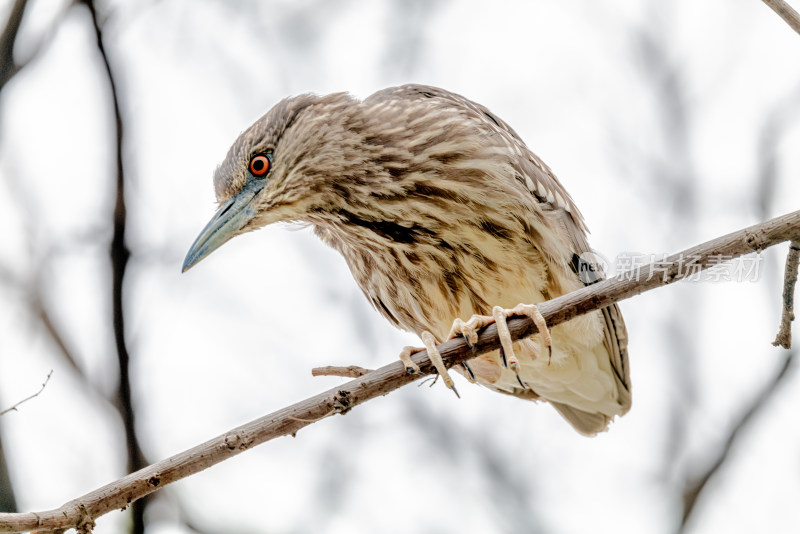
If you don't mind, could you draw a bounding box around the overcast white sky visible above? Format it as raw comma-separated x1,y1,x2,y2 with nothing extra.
1,0,799,532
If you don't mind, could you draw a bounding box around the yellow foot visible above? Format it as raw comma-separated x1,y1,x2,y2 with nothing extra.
493,303,552,367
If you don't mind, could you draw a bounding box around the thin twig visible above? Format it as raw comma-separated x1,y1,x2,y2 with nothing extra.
0,371,53,417
311,365,374,378
773,240,799,348
0,209,799,533
761,0,800,36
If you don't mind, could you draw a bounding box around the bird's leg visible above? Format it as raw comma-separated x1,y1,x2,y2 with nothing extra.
493,304,552,366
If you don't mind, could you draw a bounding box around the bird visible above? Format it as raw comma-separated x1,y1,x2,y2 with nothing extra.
182,84,631,435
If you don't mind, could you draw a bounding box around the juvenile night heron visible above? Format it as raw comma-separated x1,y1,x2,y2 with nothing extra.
183,84,631,435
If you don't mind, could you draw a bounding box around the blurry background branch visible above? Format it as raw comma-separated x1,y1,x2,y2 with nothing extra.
0,0,65,90
0,0,151,528
0,209,798,534
79,1,149,533
0,0,64,516
0,370,52,417
680,350,795,529
676,73,800,529
0,0,27,87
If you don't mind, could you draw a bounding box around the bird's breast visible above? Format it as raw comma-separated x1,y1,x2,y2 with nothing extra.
329,221,556,341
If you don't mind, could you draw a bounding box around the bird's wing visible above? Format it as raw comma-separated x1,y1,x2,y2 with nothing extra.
400,84,633,419
512,143,633,422
513,133,633,423
375,84,590,231
375,85,632,427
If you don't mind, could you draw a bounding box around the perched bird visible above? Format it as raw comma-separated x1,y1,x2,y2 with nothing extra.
183,84,631,435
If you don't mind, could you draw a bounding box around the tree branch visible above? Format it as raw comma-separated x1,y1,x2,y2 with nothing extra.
773,240,799,348
761,0,800,36
0,209,799,533
311,365,374,378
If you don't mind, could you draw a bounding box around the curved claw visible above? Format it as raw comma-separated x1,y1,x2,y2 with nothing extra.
447,314,495,346
421,331,459,398
493,303,553,372
399,346,422,374
512,303,552,364
493,306,518,370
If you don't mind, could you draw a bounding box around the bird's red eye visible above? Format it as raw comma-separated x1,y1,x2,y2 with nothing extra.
249,154,271,176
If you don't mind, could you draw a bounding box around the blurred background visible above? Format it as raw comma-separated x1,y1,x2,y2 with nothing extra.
1,0,799,532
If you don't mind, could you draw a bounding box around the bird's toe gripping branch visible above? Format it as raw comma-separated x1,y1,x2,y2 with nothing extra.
447,315,494,346
408,331,460,398
399,345,422,374
493,304,552,368
444,304,552,387
398,305,551,398
447,314,497,383
421,332,460,398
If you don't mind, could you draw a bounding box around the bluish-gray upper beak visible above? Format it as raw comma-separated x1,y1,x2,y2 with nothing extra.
182,180,266,272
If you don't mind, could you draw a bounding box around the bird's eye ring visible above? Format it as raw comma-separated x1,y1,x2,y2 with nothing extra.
249,154,271,177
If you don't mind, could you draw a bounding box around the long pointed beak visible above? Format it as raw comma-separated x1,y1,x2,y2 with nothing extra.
182,180,266,272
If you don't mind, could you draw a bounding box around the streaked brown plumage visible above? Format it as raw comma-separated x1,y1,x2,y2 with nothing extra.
184,84,631,435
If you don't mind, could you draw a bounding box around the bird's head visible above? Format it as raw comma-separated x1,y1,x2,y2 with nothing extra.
182,92,365,272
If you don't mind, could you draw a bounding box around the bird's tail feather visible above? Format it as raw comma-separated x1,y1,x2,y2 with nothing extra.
550,402,612,436
550,304,631,435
